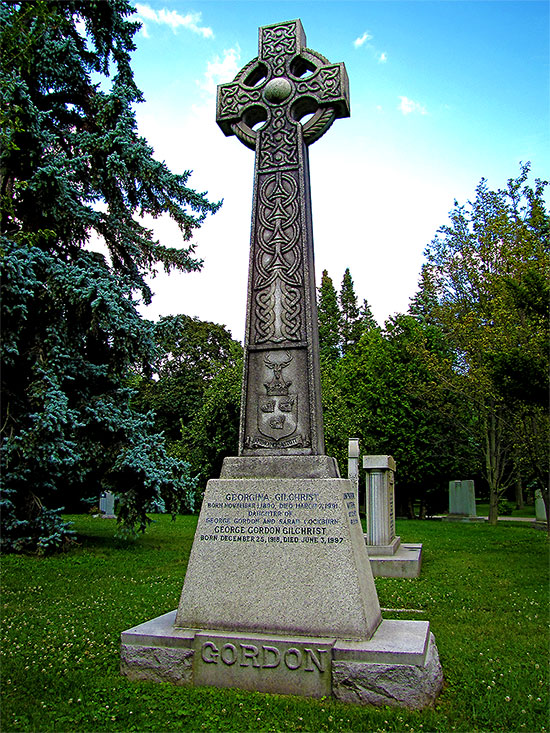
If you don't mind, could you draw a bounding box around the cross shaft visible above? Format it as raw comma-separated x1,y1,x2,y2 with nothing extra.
217,19,349,456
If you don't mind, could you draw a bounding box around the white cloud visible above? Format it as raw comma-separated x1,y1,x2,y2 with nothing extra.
353,31,372,48
378,52,388,64
398,96,428,116
199,46,241,96
135,4,213,39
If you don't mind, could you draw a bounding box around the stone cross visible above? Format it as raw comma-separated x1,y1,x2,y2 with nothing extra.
217,19,349,456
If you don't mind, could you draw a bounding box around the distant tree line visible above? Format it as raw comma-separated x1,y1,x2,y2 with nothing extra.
318,164,549,522
140,164,548,525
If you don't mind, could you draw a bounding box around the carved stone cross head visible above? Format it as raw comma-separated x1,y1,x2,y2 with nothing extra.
217,19,350,157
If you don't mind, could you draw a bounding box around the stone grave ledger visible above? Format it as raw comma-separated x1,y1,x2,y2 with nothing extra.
120,19,443,708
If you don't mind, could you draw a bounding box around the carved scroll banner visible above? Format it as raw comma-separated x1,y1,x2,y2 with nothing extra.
217,19,350,456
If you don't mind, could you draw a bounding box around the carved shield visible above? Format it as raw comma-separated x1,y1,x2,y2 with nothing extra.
258,394,298,441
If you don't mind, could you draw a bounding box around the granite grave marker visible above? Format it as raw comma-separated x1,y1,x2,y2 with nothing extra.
121,19,442,707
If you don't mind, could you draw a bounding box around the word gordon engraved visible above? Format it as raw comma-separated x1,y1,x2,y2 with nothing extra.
200,641,329,673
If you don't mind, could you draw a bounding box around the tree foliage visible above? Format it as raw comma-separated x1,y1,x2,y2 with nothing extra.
0,0,220,551
317,269,341,362
318,164,548,521
133,315,238,444
339,267,362,353
423,163,549,523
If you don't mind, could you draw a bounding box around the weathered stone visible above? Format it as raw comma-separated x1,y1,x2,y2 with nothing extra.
367,544,423,578
220,455,340,479
194,630,333,698
332,633,443,709
348,438,360,507
362,455,422,577
175,478,382,640
99,491,115,517
363,455,398,548
217,19,349,461
444,480,484,522
120,644,193,685
120,613,443,707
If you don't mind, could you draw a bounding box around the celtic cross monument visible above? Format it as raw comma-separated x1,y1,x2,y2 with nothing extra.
217,19,348,468
121,20,443,708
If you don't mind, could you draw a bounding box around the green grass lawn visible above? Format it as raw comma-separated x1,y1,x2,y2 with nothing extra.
475,503,536,519
1,515,548,732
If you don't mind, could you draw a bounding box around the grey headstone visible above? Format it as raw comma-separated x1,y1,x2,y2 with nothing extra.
99,491,115,517
363,455,399,552
535,489,547,522
448,479,476,517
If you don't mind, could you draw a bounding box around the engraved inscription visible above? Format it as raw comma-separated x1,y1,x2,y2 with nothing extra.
199,640,329,673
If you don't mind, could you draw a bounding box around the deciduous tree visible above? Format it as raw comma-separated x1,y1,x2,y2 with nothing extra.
424,163,549,524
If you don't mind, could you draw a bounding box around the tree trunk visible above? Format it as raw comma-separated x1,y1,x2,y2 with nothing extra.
515,473,524,509
488,488,499,524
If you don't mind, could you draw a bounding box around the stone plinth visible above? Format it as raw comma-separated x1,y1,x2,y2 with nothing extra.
121,612,443,708
444,480,484,522
121,475,442,706
367,544,423,579
362,455,422,578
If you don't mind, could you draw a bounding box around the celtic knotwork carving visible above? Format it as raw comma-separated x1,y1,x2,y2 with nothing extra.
261,22,298,76
253,172,303,343
296,65,342,100
215,20,350,454
219,84,262,118
258,108,298,169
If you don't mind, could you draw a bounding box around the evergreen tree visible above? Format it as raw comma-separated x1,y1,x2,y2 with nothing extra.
317,269,341,361
359,298,378,332
0,1,220,551
339,267,362,352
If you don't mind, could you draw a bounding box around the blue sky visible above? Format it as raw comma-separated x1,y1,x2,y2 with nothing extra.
125,1,549,342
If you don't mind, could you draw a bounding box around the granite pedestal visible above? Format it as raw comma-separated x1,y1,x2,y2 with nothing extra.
120,18,442,708
121,472,442,707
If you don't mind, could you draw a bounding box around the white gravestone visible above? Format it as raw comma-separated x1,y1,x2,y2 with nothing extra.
348,438,360,509
99,491,115,518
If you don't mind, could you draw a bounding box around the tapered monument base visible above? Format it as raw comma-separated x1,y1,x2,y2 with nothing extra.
120,476,443,708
